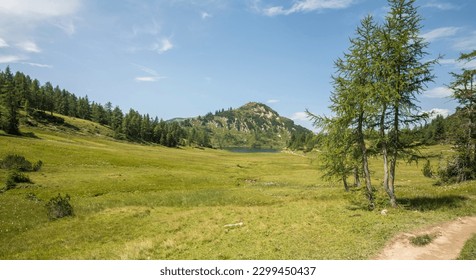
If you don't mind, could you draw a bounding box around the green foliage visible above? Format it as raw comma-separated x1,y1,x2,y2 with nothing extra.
187,102,310,149
438,156,476,183
0,154,42,172
0,66,20,135
437,50,476,183
45,194,74,221
31,110,65,125
4,170,32,190
422,160,433,178
410,234,436,246
308,0,436,208
287,130,319,152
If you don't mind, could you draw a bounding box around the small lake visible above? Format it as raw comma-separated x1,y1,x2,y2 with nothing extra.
223,147,280,153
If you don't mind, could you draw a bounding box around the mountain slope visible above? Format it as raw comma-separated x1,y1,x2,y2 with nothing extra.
186,102,311,149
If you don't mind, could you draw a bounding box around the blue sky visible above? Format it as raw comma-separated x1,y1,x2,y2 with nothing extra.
1,0,475,129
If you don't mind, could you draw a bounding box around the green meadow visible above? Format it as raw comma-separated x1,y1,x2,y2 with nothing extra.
1,117,475,259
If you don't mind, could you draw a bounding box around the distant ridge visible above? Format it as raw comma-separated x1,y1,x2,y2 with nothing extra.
184,102,312,149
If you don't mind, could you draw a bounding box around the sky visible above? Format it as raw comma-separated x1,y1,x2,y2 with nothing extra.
0,0,475,130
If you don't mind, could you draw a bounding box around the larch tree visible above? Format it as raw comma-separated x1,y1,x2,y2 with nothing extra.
309,0,437,209
446,50,476,181
379,0,437,207
309,15,381,208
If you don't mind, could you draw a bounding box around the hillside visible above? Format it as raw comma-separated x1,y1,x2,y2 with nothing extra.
183,102,312,149
1,117,475,260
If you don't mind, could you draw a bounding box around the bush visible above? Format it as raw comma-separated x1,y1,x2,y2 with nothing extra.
438,156,476,184
0,154,43,172
4,170,32,190
422,160,433,178
1,154,33,171
45,194,74,220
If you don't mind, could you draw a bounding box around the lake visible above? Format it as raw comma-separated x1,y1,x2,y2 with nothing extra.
223,147,280,153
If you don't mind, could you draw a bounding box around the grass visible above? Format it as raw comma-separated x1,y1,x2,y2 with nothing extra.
410,234,436,246
0,116,475,259
458,234,476,260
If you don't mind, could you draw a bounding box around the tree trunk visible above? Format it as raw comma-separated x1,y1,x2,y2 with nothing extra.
380,104,397,208
353,166,360,187
342,176,350,192
387,104,399,208
358,111,374,209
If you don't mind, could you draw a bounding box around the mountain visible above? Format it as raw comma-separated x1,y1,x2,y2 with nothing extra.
183,102,312,149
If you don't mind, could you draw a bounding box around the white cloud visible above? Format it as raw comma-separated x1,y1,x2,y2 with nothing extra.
0,55,24,64
291,112,309,121
438,58,476,70
53,19,77,36
152,38,174,54
424,86,453,98
0,0,81,20
135,76,162,82
459,59,476,70
134,64,166,82
262,0,355,16
453,31,476,52
201,11,212,19
423,1,459,10
439,58,456,65
0,38,8,48
16,41,41,53
426,108,451,118
0,0,81,40
421,27,460,42
23,62,53,68
267,99,280,104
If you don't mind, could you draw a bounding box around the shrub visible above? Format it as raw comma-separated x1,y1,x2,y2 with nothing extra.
438,156,476,184
45,194,74,220
33,160,43,171
4,170,32,190
422,160,433,178
0,154,33,171
0,154,43,172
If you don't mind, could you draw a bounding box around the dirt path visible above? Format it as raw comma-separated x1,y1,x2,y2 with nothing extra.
374,216,476,260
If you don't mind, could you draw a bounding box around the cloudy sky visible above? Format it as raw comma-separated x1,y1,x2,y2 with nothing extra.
1,0,475,129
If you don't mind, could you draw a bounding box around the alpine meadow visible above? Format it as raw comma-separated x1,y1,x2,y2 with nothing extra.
1,0,476,261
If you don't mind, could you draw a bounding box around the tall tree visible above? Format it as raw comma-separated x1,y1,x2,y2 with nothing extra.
379,0,437,207
445,50,476,181
309,15,381,208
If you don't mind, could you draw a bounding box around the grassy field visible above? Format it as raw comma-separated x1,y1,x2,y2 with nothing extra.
0,117,475,259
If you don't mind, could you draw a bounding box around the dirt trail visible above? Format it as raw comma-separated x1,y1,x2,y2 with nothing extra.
374,216,476,260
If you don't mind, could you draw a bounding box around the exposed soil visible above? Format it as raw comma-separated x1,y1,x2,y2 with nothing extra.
374,216,476,260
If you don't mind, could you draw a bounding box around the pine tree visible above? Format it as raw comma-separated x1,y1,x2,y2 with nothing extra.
0,66,21,135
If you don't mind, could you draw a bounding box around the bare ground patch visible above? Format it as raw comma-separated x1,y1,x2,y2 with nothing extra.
373,216,476,260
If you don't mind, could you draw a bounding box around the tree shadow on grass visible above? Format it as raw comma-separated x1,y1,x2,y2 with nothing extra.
398,195,469,211
0,131,41,139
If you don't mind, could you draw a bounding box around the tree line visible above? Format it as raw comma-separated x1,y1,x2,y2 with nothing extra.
0,66,313,150
0,66,211,147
